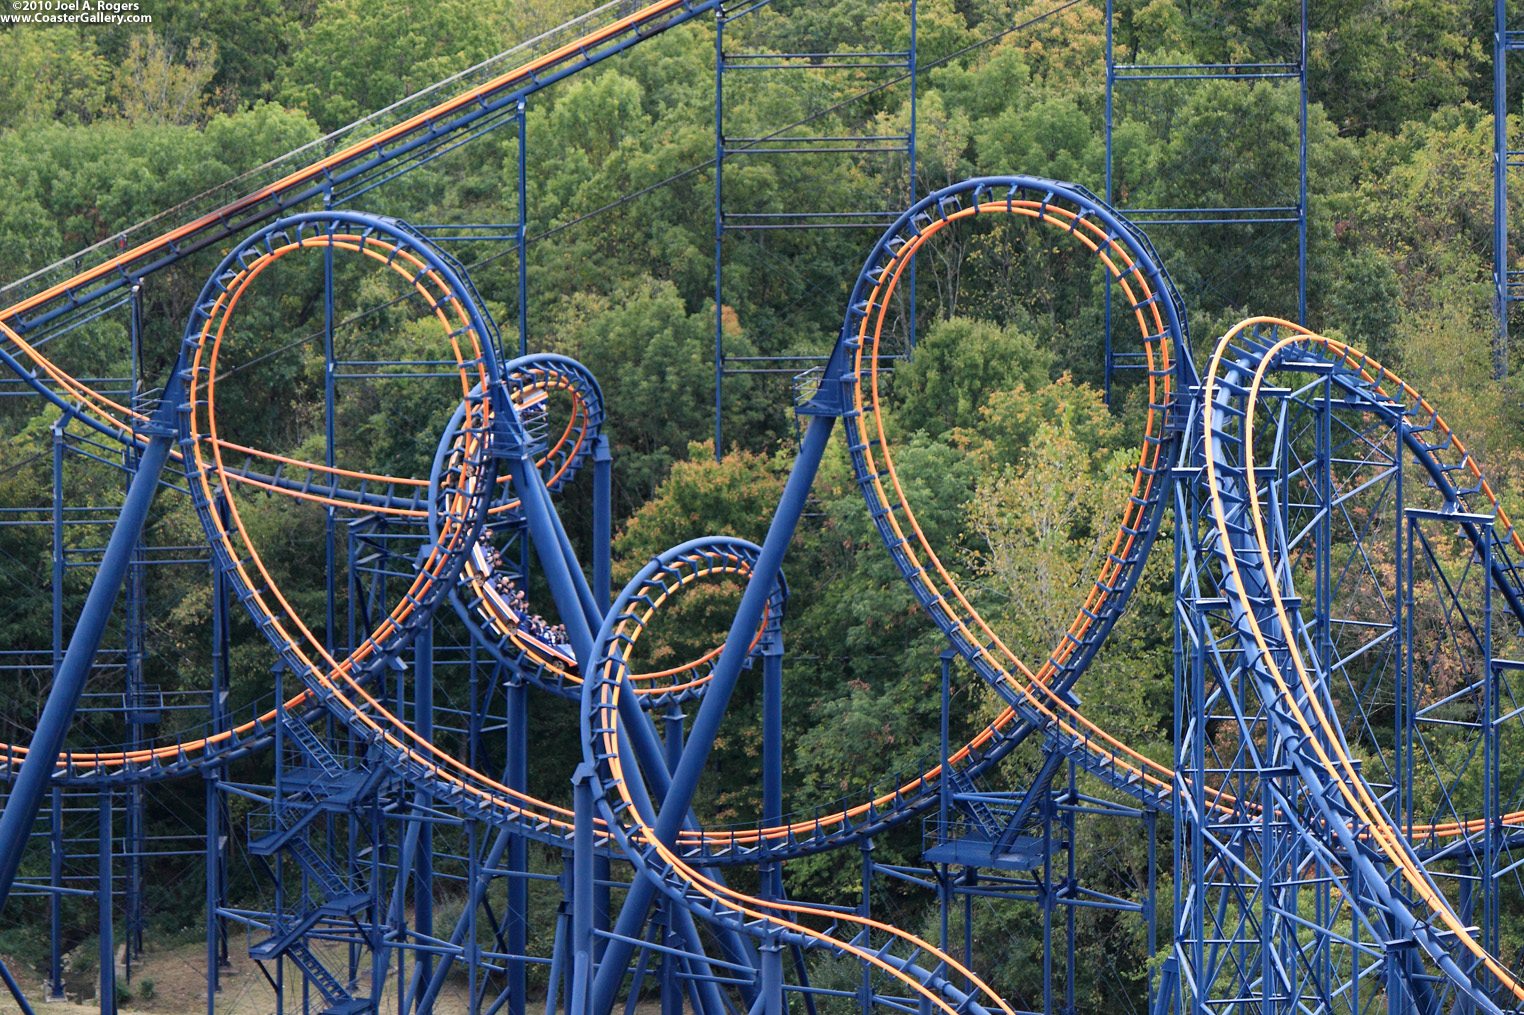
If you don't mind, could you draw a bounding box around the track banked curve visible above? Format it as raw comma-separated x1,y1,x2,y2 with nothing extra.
17,179,1524,1014
1199,316,1524,1010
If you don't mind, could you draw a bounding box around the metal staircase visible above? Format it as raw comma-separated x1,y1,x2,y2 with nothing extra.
246,712,378,1015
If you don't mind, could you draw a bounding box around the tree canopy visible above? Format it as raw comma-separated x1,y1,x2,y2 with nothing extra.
0,0,1521,1009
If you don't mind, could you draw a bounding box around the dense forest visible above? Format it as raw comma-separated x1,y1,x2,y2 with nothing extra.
0,0,1521,1012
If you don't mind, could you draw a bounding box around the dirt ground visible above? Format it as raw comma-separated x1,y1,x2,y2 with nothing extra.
0,940,670,1015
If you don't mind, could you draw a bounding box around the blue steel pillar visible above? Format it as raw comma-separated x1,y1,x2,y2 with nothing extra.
124,279,147,972
1483,530,1500,970
858,837,873,1015
204,778,219,1015
1496,0,1511,379
209,493,231,989
518,99,529,358
1395,422,1409,829
369,790,385,1015
1145,809,1157,1014
591,415,835,1015
761,936,783,1015
1102,0,1115,402
661,703,684,1015
48,423,64,1003
762,636,783,858
413,622,434,1002
99,790,115,1015
938,651,952,856
1297,0,1308,325
1042,786,1054,1015
761,635,784,1014
507,677,528,1015
320,214,342,991
558,856,574,1015
206,516,229,1009
962,870,973,995
0,372,181,917
660,904,681,1015
49,789,63,1001
906,0,917,349
549,878,576,1013
571,764,597,1015
938,650,952,968
1064,764,1076,1015
324,204,338,669
594,434,611,609
593,855,611,965
272,663,287,1015
713,4,725,461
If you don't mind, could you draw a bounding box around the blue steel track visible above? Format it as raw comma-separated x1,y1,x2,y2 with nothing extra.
0,4,1518,1015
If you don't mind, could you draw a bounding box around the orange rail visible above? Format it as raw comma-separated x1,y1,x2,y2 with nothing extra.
1208,316,1524,1000
0,0,699,330
592,573,1019,1015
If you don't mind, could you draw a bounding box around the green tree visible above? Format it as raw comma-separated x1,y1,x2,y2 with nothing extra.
965,397,1131,664
892,314,1051,436
1324,246,1403,366
975,91,1102,191
551,276,762,502
0,102,318,285
116,30,219,127
151,0,317,108
0,27,111,129
278,0,496,132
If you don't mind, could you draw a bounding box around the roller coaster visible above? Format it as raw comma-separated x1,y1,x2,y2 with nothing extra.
0,3,1519,1015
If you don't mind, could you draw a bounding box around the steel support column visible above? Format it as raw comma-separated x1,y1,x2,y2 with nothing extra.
594,435,611,610
99,790,114,1015
508,677,528,1015
590,415,834,1015
413,622,434,1005
1496,0,1511,380
0,372,181,917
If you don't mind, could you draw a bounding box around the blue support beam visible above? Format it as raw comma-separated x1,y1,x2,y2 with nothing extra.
1497,0,1512,379
591,414,834,1015
594,435,612,610
99,789,115,1015
508,677,529,1015
1102,0,1308,396
0,369,181,918
411,622,435,1009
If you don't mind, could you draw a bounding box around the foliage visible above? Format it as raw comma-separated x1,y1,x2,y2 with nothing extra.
964,377,1131,661
117,31,219,127
1,0,1523,1009
554,276,763,503
0,26,110,129
0,103,319,286
278,0,496,132
893,315,1052,435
